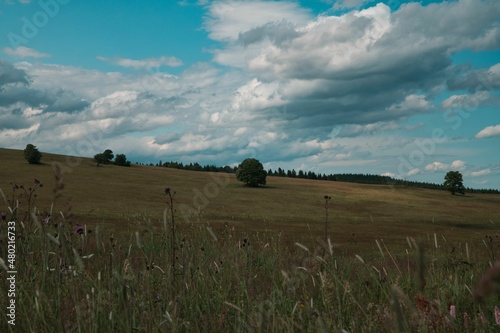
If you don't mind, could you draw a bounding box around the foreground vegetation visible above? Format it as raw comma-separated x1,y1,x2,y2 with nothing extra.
1,186,500,331
1,148,500,331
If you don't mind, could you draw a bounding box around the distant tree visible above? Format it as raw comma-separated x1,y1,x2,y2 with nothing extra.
94,149,114,166
443,171,465,195
114,154,131,167
23,144,42,164
236,158,267,187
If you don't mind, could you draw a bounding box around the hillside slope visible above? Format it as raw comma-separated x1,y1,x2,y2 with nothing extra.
1,148,499,251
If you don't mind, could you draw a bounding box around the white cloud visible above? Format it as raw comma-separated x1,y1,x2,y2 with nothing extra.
450,160,466,170
471,169,491,177
381,172,396,178
425,160,466,172
3,46,50,58
441,91,489,109
337,121,399,137
97,56,183,69
404,122,425,131
0,123,39,142
204,1,311,42
475,125,500,139
232,78,285,111
425,161,447,171
407,168,421,177
243,3,392,78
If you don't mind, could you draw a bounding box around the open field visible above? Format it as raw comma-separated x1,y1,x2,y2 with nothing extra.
2,148,500,332
1,148,499,255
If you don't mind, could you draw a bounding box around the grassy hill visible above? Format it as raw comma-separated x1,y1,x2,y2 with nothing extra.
1,147,499,254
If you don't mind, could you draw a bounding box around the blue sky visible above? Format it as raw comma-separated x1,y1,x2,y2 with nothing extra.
0,0,499,189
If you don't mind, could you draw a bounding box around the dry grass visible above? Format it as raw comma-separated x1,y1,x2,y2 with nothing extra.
1,147,499,255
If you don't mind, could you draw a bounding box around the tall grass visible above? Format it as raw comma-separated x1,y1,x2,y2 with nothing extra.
1,165,500,332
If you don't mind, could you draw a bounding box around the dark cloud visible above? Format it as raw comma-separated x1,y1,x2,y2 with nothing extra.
153,132,184,145
0,85,53,107
0,107,31,130
44,90,90,113
447,64,500,93
0,59,29,87
0,60,89,113
238,20,300,46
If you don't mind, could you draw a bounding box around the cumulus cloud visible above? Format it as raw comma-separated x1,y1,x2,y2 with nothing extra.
425,161,447,171
3,46,50,59
208,0,500,132
97,56,183,69
475,125,500,139
425,160,466,172
204,1,311,42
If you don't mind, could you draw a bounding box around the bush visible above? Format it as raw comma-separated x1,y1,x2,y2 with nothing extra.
23,144,42,164
94,149,114,166
114,154,131,167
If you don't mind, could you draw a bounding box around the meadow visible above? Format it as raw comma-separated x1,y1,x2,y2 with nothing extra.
1,148,500,332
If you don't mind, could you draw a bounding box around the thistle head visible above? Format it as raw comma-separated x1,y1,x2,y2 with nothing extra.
75,225,84,235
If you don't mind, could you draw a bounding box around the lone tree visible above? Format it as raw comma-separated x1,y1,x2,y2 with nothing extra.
23,144,42,164
444,171,465,195
236,158,267,187
94,149,114,166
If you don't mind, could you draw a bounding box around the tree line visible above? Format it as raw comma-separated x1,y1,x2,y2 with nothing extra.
144,159,499,194
20,143,498,194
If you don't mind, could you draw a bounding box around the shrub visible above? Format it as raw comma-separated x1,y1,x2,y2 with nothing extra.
23,143,42,164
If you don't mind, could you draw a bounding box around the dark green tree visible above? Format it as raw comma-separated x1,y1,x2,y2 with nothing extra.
236,158,267,187
23,144,42,164
94,149,114,166
443,171,465,195
114,154,131,167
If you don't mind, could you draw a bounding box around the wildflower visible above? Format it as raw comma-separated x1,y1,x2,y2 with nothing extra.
75,225,84,235
495,306,500,326
1,211,6,221
449,305,456,319
165,187,171,195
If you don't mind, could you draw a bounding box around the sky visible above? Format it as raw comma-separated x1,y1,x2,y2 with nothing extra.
0,0,499,189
